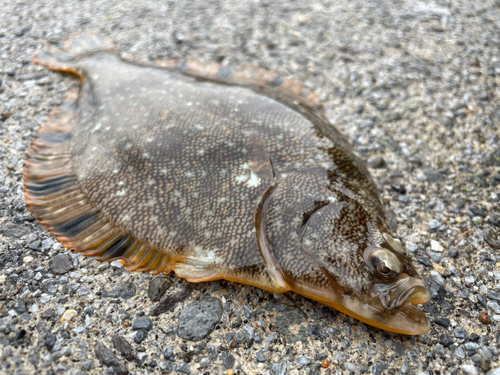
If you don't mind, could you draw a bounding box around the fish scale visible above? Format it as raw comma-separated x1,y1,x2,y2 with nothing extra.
24,35,431,335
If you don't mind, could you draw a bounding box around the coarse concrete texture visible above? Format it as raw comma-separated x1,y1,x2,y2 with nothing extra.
0,0,499,374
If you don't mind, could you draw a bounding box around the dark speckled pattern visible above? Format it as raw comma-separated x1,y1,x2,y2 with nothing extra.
23,36,430,334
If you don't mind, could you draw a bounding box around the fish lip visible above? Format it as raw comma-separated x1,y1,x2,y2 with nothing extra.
359,275,431,335
292,275,430,335
370,275,430,311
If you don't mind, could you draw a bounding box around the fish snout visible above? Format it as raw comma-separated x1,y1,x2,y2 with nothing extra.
371,274,430,310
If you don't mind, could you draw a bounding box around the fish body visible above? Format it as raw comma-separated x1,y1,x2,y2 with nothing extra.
24,36,430,335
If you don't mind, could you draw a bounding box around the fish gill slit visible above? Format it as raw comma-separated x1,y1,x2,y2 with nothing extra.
254,181,290,292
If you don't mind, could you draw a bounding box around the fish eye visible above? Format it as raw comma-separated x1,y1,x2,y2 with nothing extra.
364,246,402,280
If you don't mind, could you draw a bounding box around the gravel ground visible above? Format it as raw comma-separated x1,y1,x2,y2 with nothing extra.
0,0,499,374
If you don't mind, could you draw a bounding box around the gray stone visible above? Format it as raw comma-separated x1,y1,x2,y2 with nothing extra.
465,342,479,353
296,356,310,367
14,301,27,314
461,365,478,375
372,363,388,375
452,346,466,359
428,219,440,230
256,350,268,362
101,283,136,299
430,270,445,286
164,346,174,361
207,345,217,360
243,305,253,319
177,298,222,341
346,363,357,373
94,342,128,375
272,361,287,375
406,242,418,253
487,301,500,313
111,335,139,363
242,325,255,340
199,357,210,367
264,332,277,350
453,327,468,339
172,363,190,373
82,360,93,370
132,317,153,331
147,276,172,302
221,351,235,369
49,254,74,275
134,330,147,344
0,222,30,238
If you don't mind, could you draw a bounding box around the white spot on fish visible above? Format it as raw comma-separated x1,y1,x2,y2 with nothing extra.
91,122,102,133
235,174,250,184
328,196,338,204
247,172,261,188
116,189,127,196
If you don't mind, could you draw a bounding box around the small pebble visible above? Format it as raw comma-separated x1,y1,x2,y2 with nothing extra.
453,327,468,339
148,276,172,301
49,254,74,275
134,330,148,344
430,270,445,286
487,301,500,312
296,356,311,367
461,365,478,375
430,240,443,252
428,219,440,230
132,317,153,331
479,312,491,324
177,298,222,341
61,309,78,322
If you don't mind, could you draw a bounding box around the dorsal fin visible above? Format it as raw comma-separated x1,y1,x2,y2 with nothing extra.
154,60,328,122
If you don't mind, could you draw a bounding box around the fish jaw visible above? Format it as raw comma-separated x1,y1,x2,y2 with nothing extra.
292,274,431,335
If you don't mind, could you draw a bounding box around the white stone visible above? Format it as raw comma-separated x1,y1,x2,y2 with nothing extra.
461,365,478,375
430,240,443,252
110,260,124,268
23,256,34,263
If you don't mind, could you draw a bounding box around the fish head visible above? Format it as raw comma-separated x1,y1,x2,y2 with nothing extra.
268,171,431,335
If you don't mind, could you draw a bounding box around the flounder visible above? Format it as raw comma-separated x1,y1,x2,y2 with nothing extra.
24,36,430,335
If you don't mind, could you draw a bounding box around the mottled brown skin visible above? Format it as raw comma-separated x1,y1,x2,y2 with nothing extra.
24,36,430,335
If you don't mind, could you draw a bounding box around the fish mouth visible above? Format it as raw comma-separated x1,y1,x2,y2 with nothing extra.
294,274,431,335
371,274,430,310
330,275,430,335
358,275,431,335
